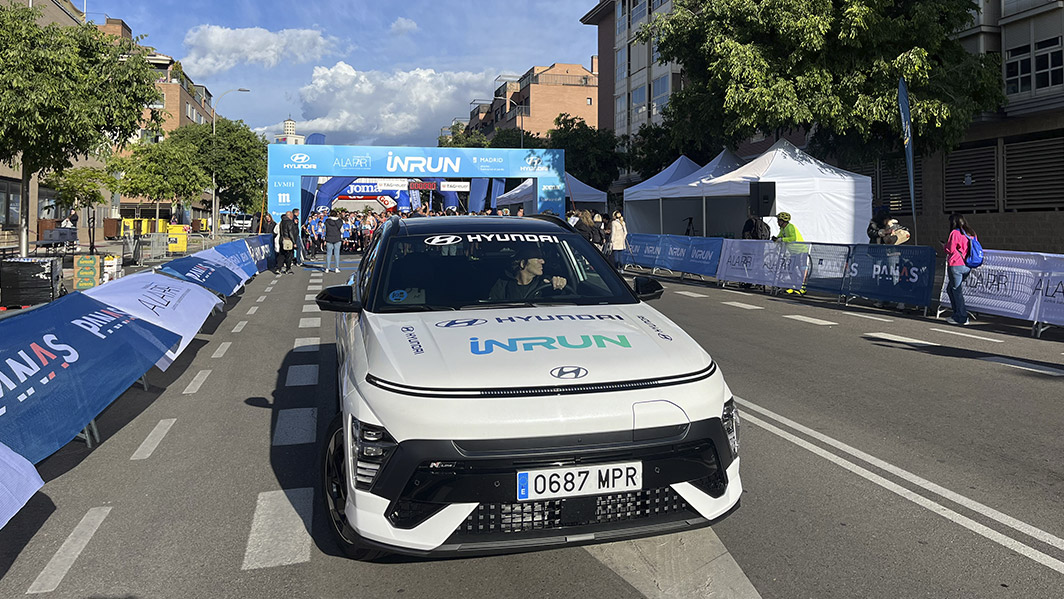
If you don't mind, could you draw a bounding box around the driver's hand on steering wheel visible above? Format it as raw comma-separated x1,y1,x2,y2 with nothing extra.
547,276,567,290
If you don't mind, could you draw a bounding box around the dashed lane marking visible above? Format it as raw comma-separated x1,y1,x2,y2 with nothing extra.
293,338,320,353
130,419,177,460
722,289,751,295
299,318,321,328
929,328,1005,343
674,290,709,298
211,342,232,359
272,408,318,446
301,304,319,313
980,357,1064,377
307,285,323,291
285,365,319,387
182,370,212,394
241,488,313,570
265,287,274,293
256,296,266,303
864,332,938,347
847,312,894,322
783,315,838,326
26,507,112,594
232,321,248,333
247,306,259,315
721,301,764,310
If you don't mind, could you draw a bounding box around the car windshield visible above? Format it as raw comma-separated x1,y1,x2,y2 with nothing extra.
372,231,637,312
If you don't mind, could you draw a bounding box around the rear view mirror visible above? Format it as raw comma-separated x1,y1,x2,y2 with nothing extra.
316,285,362,313
633,277,664,301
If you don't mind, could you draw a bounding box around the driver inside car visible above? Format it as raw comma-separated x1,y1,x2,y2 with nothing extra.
489,245,568,300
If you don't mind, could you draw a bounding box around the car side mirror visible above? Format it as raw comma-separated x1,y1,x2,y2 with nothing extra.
316,285,362,313
633,277,664,301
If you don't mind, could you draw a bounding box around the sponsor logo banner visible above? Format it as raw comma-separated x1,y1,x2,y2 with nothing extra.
846,244,936,305
440,181,471,192
938,250,1064,326
716,239,809,290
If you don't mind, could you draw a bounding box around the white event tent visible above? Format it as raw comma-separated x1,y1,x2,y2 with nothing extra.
628,150,745,236
496,172,606,214
696,140,872,244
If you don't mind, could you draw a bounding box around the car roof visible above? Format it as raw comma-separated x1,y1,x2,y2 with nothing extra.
395,215,571,236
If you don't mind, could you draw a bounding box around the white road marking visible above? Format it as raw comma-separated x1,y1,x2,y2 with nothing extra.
265,287,274,293
130,419,177,460
256,295,266,303
299,318,321,328
929,328,1004,343
847,312,894,322
285,364,319,387
241,488,313,570
211,342,231,359
722,289,750,295
783,315,838,326
247,306,259,315
674,290,709,298
182,370,211,394
232,321,248,333
307,285,323,291
740,410,1064,575
721,301,764,310
980,357,1064,377
302,304,319,313
586,527,762,599
27,507,112,593
304,294,317,301
272,408,318,446
864,332,939,347
293,338,320,353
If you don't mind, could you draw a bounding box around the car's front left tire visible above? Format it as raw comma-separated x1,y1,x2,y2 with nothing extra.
321,413,386,561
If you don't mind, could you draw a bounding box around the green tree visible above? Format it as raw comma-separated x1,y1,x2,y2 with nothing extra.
438,122,489,148
626,121,725,180
639,0,1005,162
109,140,210,221
0,2,163,255
40,167,115,212
546,114,624,192
487,127,545,149
164,118,269,214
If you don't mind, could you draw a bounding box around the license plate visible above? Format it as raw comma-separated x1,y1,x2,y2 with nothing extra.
517,462,642,501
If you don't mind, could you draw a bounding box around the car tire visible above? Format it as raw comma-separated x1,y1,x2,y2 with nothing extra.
321,413,386,561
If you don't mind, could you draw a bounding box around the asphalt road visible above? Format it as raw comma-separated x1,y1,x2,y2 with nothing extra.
1,261,1062,598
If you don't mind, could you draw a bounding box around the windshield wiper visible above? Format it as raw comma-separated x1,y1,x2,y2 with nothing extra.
384,304,457,312
458,302,535,310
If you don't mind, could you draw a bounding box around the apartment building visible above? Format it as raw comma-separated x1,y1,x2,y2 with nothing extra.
464,61,599,141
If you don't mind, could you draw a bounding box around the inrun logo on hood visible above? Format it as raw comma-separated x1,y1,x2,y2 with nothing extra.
470,335,631,355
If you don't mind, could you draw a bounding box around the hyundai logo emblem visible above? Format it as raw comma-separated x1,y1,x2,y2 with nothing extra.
424,235,462,246
435,318,487,328
291,153,311,163
550,366,588,380
525,156,542,168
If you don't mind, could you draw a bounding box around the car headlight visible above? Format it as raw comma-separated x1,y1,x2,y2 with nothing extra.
350,416,397,491
722,399,739,459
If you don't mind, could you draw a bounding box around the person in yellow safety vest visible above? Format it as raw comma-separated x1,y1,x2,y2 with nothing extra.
773,212,804,242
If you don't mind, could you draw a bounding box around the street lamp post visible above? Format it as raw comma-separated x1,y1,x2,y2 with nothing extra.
493,96,524,149
211,88,250,239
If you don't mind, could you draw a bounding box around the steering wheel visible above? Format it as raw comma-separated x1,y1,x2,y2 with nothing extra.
530,278,576,297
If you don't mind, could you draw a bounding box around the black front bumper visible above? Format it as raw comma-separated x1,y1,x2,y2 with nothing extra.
357,417,737,556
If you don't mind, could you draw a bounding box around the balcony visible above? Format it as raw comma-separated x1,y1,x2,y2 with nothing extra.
1003,0,1059,18
519,73,599,89
504,105,531,121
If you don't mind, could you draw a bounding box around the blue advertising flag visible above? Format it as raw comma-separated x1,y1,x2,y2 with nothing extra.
159,253,246,297
212,239,259,279
0,293,181,463
898,77,917,228
489,178,505,209
468,178,489,212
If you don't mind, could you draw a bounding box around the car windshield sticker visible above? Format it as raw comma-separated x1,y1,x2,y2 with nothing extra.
389,289,409,302
465,234,558,243
424,235,462,246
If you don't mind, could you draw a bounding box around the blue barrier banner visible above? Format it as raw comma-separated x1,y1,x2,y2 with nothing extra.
655,235,691,271
212,240,258,279
0,440,43,529
847,244,936,306
160,253,246,297
1038,254,1064,326
245,235,276,272
0,293,181,463
653,236,723,278
622,234,662,269
806,243,852,295
716,239,809,290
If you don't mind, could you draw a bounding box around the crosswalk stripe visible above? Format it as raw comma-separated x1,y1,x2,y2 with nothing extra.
299,318,321,329
302,304,319,313
241,489,313,570
674,291,708,298
304,294,317,301
307,285,323,291
783,315,838,326
293,338,320,353
721,301,763,310
272,408,318,446
27,507,112,593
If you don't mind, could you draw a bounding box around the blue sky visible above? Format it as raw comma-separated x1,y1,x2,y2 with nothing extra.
87,0,598,146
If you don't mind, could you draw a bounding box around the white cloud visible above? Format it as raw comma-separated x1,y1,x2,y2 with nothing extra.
260,61,494,146
389,17,419,35
181,25,339,78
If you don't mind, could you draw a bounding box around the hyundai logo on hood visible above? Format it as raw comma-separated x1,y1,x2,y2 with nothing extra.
291,153,311,163
550,366,588,380
435,318,487,328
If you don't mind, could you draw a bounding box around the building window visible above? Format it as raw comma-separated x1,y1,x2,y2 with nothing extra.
1034,37,1063,90
652,40,661,64
631,0,647,25
148,93,164,110
616,46,627,81
37,187,58,220
616,0,627,35
631,85,647,117
652,0,668,9
1006,44,1032,94
0,178,21,228
615,94,628,130
587,97,593,105
651,74,669,114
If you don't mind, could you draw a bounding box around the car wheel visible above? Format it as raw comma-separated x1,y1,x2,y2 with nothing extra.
321,414,386,561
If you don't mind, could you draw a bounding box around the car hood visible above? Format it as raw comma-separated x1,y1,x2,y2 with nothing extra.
362,303,711,390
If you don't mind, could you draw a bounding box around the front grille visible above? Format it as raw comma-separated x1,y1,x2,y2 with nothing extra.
460,482,700,535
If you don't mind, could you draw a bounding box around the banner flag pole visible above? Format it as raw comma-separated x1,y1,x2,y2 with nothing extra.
898,76,918,245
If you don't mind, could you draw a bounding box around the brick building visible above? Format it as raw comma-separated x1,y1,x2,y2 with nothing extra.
464,61,599,142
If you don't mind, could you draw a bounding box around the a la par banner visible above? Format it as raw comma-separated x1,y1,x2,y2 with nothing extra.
85,273,223,371
0,440,43,529
937,250,1064,326
715,239,809,290
0,292,180,463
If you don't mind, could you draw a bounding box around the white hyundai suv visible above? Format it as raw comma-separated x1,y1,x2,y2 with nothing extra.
317,215,741,559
